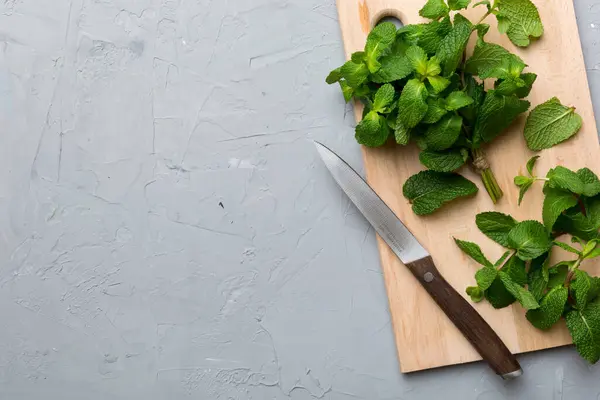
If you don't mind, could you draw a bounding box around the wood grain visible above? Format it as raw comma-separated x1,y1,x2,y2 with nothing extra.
334,0,600,372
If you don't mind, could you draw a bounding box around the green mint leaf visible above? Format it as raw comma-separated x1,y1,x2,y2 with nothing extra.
418,17,453,55
571,270,600,310
485,277,516,309
465,42,526,79
397,79,429,128
445,91,474,111
460,75,485,123
496,15,510,34
524,97,583,151
437,14,473,76
340,60,370,88
403,171,478,215
548,262,570,289
371,38,415,83
422,98,449,124
422,114,463,150
584,240,600,260
466,286,484,302
419,149,467,172
515,178,534,206
526,155,540,176
495,250,513,267
503,254,528,286
365,22,397,73
448,0,471,10
475,23,490,44
427,75,451,93
555,197,600,241
528,252,551,301
419,0,450,20
526,286,568,330
565,299,600,363
355,111,390,147
476,267,498,291
496,0,544,47
372,84,396,113
547,166,585,194
499,271,540,310
326,67,343,84
542,187,578,230
339,81,355,102
514,72,537,98
454,238,494,268
474,0,491,8
577,168,600,197
425,56,443,77
406,46,429,75
507,220,553,261
351,52,366,63
394,122,411,145
553,240,581,255
474,91,530,144
476,211,518,247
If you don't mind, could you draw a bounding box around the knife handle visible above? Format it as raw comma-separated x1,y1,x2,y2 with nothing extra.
406,256,522,379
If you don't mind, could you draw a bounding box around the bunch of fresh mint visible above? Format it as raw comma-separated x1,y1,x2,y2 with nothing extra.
326,0,583,214
456,158,600,363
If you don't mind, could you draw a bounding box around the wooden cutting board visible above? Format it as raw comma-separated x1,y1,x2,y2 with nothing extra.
335,0,600,372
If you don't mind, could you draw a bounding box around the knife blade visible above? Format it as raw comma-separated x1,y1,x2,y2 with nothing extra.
314,141,522,379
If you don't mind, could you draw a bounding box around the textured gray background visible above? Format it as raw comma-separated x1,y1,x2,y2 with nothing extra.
0,0,599,399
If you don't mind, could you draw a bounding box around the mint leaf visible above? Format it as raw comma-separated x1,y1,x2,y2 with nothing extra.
474,91,530,144
476,211,518,247
372,84,396,113
514,72,537,98
454,238,494,268
355,111,390,147
476,267,498,291
372,38,414,83
326,67,343,84
524,97,583,151
448,0,471,10
548,262,570,289
340,60,370,88
445,91,474,110
422,114,463,151
418,18,453,55
542,187,578,230
428,75,451,93
339,81,355,102
419,149,467,172
403,171,478,215
547,166,585,194
494,73,537,98
499,271,540,310
465,42,525,79
526,155,540,176
565,299,600,363
485,277,516,309
528,252,551,301
460,75,485,123
577,168,600,197
514,175,535,205
555,197,600,241
495,250,512,267
466,286,484,302
406,46,428,75
397,79,429,128
508,220,553,260
393,121,411,145
503,254,528,285
419,0,449,20
496,0,544,47
437,14,473,76
583,239,600,260
422,98,448,124
553,240,581,255
526,286,568,330
365,22,397,73
571,270,600,310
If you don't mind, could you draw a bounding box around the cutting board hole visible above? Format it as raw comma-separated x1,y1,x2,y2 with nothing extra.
374,13,404,29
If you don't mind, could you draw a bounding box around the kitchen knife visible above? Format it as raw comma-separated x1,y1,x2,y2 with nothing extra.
314,141,522,379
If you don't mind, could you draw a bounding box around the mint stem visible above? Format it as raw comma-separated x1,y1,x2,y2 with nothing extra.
471,148,504,203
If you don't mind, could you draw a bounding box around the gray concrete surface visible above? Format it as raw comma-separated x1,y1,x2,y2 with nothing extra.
0,0,599,399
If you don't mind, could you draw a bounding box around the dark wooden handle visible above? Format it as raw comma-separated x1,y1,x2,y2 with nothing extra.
406,256,522,379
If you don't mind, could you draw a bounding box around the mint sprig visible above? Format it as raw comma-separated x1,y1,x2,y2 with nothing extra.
457,160,600,363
